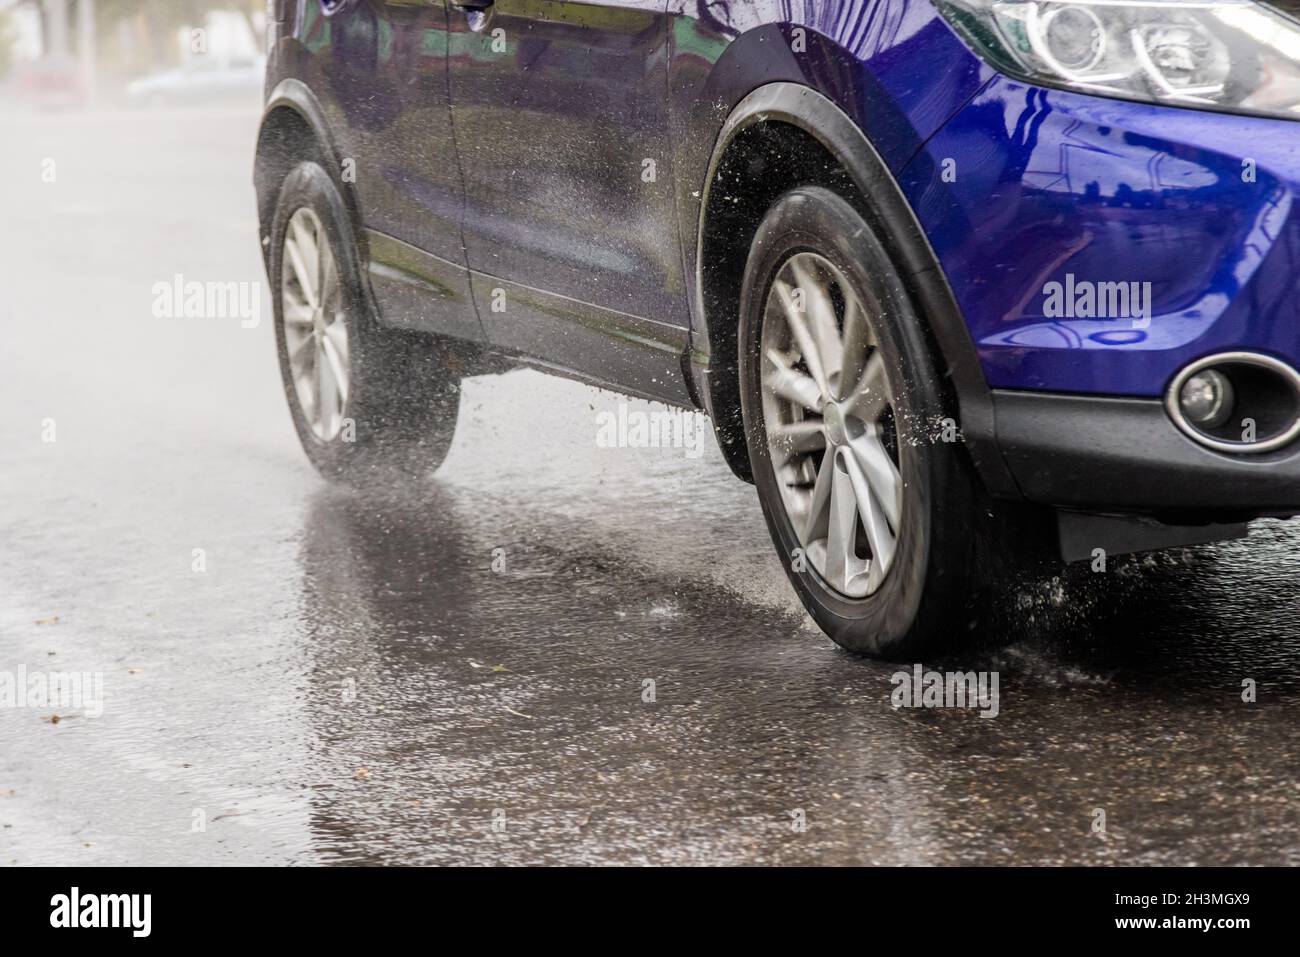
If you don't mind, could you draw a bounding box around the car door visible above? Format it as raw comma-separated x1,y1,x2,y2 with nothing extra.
314,0,483,342
445,0,691,405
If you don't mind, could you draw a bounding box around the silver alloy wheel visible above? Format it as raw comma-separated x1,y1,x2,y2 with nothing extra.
760,252,904,599
281,207,350,442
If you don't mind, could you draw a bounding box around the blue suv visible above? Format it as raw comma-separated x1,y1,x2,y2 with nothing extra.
254,0,1300,656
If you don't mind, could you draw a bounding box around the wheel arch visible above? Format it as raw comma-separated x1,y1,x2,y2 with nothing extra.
693,81,1015,496
254,78,364,270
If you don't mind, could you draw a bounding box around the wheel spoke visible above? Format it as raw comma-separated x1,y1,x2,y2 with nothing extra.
773,279,832,399
323,318,350,369
317,340,337,436
764,348,824,413
843,449,897,588
282,287,315,326
771,419,827,458
285,236,317,309
313,223,328,299
789,257,845,397
319,236,341,316
824,454,861,593
840,295,872,393
288,330,315,373
291,216,319,283
293,335,318,412
846,429,902,532
320,332,350,405
802,450,835,543
845,350,889,424
311,341,323,421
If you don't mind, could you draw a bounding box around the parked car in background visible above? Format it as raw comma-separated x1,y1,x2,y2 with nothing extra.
128,54,265,107
254,0,1300,657
13,58,87,111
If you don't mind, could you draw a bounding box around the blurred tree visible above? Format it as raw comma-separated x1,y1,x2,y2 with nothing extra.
96,0,264,37
9,0,267,80
93,0,266,68
0,9,14,80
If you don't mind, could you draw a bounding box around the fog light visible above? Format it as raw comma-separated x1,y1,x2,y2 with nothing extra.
1179,369,1234,429
1167,353,1300,455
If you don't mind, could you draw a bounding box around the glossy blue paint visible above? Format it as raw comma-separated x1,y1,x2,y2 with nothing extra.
904,74,1300,397
665,0,992,185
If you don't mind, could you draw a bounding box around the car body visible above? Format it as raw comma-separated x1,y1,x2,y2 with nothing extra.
255,0,1300,654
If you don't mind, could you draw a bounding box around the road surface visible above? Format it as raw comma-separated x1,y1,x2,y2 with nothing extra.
1,105,1297,865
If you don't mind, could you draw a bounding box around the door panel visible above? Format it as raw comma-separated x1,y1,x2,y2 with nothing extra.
447,0,690,400
311,0,482,341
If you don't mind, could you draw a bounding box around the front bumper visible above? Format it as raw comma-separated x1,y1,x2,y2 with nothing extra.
994,389,1300,518
902,76,1300,400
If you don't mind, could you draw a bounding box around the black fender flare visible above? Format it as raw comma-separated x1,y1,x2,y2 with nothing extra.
254,77,358,261
256,75,345,189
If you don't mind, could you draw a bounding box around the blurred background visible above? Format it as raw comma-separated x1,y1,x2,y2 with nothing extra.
0,0,264,111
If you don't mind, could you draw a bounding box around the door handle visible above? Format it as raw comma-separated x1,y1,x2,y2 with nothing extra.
451,0,495,33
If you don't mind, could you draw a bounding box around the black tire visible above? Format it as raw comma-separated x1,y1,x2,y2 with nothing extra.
738,186,986,658
269,161,461,486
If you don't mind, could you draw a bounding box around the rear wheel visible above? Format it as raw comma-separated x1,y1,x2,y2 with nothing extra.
270,161,461,485
739,186,988,658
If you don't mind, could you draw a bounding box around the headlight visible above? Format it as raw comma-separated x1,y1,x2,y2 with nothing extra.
933,1,1300,120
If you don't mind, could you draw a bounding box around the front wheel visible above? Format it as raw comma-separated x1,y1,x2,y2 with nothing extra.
739,186,990,658
270,161,461,486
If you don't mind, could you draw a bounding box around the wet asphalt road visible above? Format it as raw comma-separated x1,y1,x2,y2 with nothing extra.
1,105,1298,866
